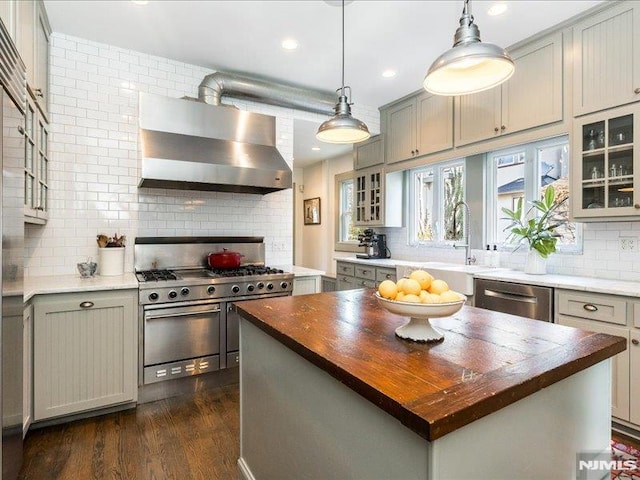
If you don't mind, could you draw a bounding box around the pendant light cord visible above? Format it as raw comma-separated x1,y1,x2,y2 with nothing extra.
341,0,345,97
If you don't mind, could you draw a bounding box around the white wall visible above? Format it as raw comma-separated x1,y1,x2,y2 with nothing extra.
25,33,380,277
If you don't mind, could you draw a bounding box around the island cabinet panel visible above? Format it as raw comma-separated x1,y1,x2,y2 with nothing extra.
292,276,321,295
33,290,137,421
557,314,630,421
573,2,640,116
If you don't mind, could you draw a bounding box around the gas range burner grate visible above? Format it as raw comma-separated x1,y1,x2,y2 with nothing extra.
207,265,285,277
137,269,178,282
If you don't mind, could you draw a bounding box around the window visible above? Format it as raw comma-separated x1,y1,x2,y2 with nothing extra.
487,136,581,250
409,159,465,244
334,172,363,251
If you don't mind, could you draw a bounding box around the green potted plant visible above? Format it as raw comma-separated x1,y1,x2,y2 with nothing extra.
501,185,568,274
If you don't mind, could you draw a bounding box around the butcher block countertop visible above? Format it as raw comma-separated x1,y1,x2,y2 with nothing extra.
237,289,626,441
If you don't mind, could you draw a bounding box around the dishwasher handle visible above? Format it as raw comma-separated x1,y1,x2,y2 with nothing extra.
482,288,538,304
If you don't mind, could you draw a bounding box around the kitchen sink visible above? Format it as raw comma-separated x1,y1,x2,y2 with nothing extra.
396,262,501,296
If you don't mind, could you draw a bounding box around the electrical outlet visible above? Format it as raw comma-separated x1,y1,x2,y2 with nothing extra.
619,237,638,252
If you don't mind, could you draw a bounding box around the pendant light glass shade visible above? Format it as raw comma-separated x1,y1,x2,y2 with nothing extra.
424,0,514,96
317,1,370,144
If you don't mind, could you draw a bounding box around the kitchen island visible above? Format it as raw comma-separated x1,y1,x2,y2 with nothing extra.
236,289,626,480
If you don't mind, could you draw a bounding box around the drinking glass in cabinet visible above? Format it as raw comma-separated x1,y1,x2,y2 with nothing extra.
609,115,633,147
583,121,604,151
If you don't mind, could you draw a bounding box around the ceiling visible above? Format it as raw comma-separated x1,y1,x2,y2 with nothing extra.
43,0,603,166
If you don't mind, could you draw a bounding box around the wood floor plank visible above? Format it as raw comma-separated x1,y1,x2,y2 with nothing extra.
19,384,240,480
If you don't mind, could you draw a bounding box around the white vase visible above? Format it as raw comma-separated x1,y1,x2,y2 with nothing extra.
524,249,547,275
98,247,125,276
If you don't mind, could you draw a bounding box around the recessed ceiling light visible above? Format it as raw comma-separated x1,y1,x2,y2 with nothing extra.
131,0,148,5
487,3,508,16
311,146,321,151
281,38,299,50
382,69,396,78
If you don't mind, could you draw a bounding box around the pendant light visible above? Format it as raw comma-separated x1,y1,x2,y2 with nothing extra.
316,0,370,144
423,0,514,96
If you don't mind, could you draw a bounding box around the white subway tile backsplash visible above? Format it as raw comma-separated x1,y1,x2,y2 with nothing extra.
26,32,383,276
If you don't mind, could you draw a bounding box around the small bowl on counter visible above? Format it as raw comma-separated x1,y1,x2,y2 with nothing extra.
77,262,97,278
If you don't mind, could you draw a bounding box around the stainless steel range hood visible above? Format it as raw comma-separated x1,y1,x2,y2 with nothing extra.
139,92,292,194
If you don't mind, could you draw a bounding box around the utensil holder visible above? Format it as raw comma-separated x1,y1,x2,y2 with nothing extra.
98,247,125,276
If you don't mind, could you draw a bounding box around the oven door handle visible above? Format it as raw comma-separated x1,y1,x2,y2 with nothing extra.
145,308,220,320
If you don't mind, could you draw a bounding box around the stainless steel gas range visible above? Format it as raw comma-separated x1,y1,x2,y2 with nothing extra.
135,237,293,387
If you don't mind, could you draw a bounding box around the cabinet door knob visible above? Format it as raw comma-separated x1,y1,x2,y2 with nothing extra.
501,125,506,131
386,274,392,279
415,149,419,155
34,88,43,98
635,204,640,209
583,303,598,312
362,269,368,274
631,339,639,346
79,301,94,309
17,125,25,135
494,127,499,133
634,88,640,94
411,150,415,156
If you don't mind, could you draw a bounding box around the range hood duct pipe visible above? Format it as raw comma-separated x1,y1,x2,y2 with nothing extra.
198,72,337,116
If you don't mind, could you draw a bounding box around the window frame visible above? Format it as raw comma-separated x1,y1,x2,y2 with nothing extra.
408,158,466,246
486,135,582,254
334,171,361,253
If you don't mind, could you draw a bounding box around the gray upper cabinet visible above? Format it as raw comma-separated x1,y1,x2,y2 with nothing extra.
456,32,563,146
383,91,453,164
34,0,49,118
16,0,35,87
416,92,454,157
384,97,416,164
0,1,16,40
573,2,640,117
353,135,383,170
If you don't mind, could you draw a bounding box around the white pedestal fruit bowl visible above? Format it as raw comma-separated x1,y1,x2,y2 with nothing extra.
375,293,466,343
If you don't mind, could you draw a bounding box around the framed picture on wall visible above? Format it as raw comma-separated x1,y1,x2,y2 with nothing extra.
303,197,321,225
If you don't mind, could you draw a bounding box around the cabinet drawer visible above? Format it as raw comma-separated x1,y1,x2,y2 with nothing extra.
337,275,356,291
376,268,396,282
557,290,627,326
337,262,355,277
355,266,375,280
353,278,376,289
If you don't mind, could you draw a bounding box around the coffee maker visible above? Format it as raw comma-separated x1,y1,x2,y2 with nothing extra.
356,229,390,259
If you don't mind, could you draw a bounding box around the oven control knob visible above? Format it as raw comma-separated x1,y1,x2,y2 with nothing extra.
181,287,190,296
232,285,240,294
207,285,216,295
257,282,265,290
280,282,289,289
149,292,159,301
168,290,178,299
247,284,255,292
267,283,274,290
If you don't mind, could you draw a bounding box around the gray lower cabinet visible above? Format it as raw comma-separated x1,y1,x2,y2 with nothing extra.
336,261,396,291
33,289,137,421
556,289,639,426
23,302,32,435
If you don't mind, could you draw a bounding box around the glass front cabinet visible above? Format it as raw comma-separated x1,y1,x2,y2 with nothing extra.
353,167,384,226
573,104,639,220
23,94,48,224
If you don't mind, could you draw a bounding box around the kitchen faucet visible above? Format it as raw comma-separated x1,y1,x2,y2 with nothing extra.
452,201,476,265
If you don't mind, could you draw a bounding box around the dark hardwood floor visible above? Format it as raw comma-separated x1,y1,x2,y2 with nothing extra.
18,384,239,480
18,381,639,480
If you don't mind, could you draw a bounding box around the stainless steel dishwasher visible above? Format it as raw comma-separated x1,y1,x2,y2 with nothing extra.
474,278,553,322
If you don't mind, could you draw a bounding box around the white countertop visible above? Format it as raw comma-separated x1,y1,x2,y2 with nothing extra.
277,265,325,277
336,256,640,298
24,273,139,302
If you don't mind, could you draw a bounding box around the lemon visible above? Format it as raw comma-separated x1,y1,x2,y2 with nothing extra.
401,278,422,296
396,278,407,293
395,291,406,302
377,280,398,300
419,290,434,303
439,290,462,303
409,270,434,290
429,279,450,295
400,293,421,303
